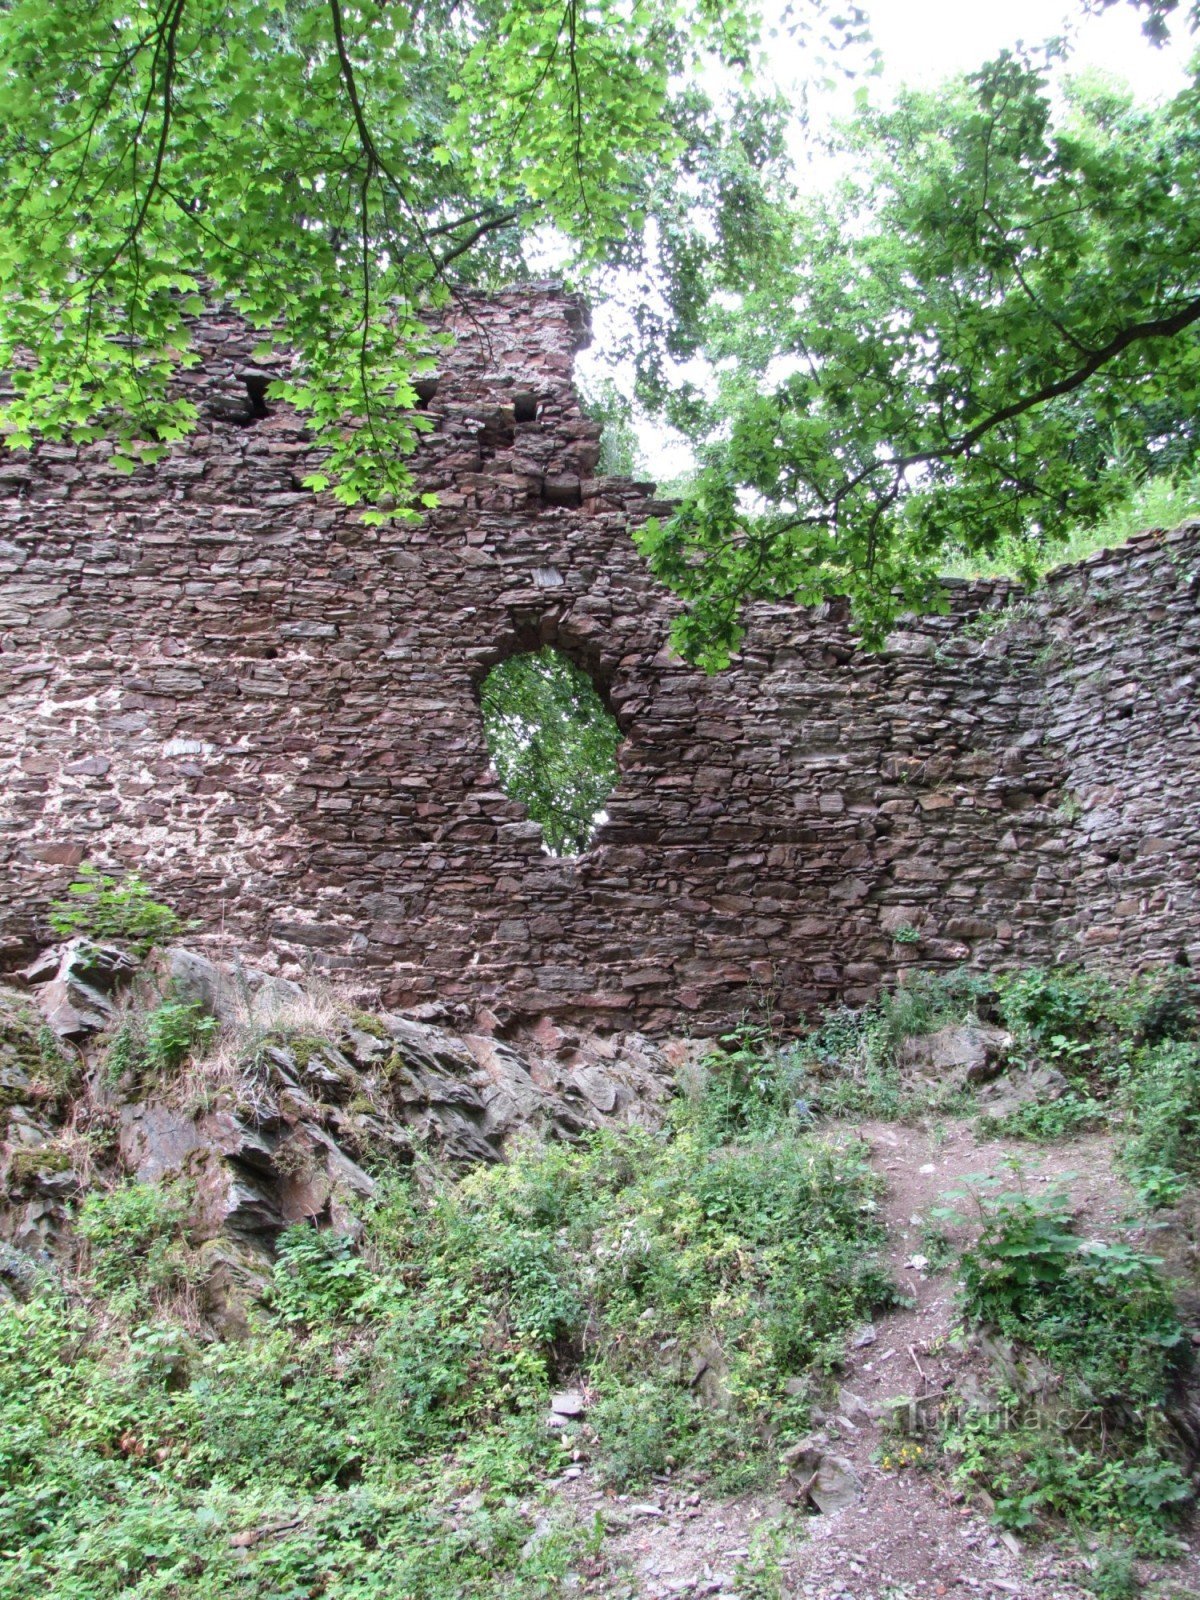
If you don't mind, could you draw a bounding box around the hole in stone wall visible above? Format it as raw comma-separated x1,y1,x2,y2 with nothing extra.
414,376,440,409
480,647,621,857
209,369,273,426
541,475,582,508
241,370,272,419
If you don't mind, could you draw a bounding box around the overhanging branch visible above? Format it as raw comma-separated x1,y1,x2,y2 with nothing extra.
830,291,1200,514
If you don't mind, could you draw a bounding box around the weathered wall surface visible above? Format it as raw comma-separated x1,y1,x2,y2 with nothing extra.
1,286,1198,1032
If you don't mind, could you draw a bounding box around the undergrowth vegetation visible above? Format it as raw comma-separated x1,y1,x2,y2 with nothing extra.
791,968,1006,1119
0,1061,889,1598
938,1177,1192,1559
76,1179,197,1312
714,965,1200,1561
941,468,1200,583
718,968,998,1123
4,951,1200,1594
760,961,1199,1215
975,966,1200,1207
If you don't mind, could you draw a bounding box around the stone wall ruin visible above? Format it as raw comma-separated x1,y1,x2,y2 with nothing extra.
1,286,1198,1033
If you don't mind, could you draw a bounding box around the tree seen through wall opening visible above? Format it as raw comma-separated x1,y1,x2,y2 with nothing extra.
480,650,621,857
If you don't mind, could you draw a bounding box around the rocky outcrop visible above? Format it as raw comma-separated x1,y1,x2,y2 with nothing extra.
20,939,139,1039
0,940,680,1327
897,1021,1013,1087
0,985,84,1261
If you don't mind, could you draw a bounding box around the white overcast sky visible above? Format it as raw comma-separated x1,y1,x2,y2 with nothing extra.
825,0,1191,98
575,0,1197,480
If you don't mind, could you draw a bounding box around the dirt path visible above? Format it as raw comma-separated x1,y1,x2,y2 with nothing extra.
548,1115,1200,1600
780,1119,1134,1600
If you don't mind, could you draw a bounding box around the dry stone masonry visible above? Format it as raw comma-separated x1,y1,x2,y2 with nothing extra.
1,286,1198,1032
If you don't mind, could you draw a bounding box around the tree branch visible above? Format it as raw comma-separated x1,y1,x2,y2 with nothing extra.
328,0,380,175
831,292,1200,513
126,0,186,244
953,294,1200,452
436,208,523,269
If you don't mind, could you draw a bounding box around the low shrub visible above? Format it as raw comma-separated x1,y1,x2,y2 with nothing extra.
681,1023,807,1139
956,1186,1185,1401
997,966,1195,1078
0,1293,581,1600
272,1223,381,1325
1115,1039,1200,1208
362,1111,891,1487
76,1179,196,1312
943,1183,1190,1550
945,1408,1190,1553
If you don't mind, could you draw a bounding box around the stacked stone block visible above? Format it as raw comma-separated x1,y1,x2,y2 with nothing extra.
1,286,1197,1032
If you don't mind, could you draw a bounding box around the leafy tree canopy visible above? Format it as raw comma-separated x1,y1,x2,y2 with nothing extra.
5,0,1200,662
638,39,1200,663
480,648,621,855
0,0,841,509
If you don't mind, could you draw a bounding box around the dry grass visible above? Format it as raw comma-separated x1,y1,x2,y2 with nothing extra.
174,969,365,1120
55,1102,119,1192
247,977,351,1040
95,961,370,1123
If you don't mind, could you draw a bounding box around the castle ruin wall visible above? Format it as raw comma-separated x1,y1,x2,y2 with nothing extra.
1,287,1198,1032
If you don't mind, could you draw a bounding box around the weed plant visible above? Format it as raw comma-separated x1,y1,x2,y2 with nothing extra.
102,999,218,1087
48,864,184,954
